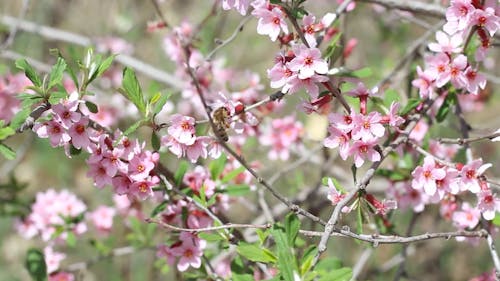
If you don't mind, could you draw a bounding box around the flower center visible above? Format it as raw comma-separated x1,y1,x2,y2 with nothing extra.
139,183,148,193
184,249,193,258
484,195,493,204
76,124,85,134
363,121,371,129
466,70,477,80
466,170,475,179
424,170,432,179
359,145,368,153
304,57,313,66
137,164,145,173
273,17,280,25
478,16,486,26
181,121,191,131
344,115,352,124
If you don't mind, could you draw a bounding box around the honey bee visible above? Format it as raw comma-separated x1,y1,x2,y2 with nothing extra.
212,107,231,142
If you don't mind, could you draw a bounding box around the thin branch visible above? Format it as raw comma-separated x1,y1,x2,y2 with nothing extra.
0,0,30,50
149,0,170,28
438,131,500,145
357,0,446,18
147,218,272,232
0,15,184,89
408,140,455,168
351,248,374,281
206,16,251,61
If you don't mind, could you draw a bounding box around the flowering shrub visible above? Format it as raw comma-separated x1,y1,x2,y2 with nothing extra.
0,0,499,280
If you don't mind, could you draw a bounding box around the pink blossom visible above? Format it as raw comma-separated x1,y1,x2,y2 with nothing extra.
282,73,329,98
259,116,303,161
447,54,468,88
324,125,350,160
337,0,356,12
409,120,428,143
128,153,155,181
452,202,481,229
89,205,116,234
33,121,71,147
44,246,66,274
428,31,463,53
326,178,346,205
463,67,487,94
268,61,293,89
52,100,81,128
351,112,385,141
287,44,328,79
168,114,197,145
349,138,381,168
87,161,114,188
129,180,155,200
460,158,492,193
302,15,319,47
185,137,210,163
444,0,475,34
95,37,133,55
477,190,500,220
112,175,132,195
68,118,91,150
470,7,499,36
328,112,355,133
0,73,31,122
171,234,205,272
386,102,405,127
49,272,75,281
222,0,250,15
411,156,446,196
255,7,289,41
429,140,459,161
425,53,450,88
412,66,435,99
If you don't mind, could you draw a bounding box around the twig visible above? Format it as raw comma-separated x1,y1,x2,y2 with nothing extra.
206,16,251,61
0,15,184,89
350,247,374,281
0,0,30,50
408,140,455,168
357,0,446,17
149,0,170,28
147,218,272,232
438,131,500,145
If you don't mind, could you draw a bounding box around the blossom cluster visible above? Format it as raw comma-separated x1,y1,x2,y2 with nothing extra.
0,73,31,122
259,116,303,161
412,0,498,98
32,94,160,200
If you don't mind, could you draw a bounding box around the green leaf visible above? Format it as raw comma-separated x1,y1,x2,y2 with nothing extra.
48,57,67,89
492,213,500,226
221,166,246,183
198,232,226,242
9,107,32,131
151,201,168,217
223,184,250,196
383,89,400,107
316,257,342,272
357,202,363,234
174,161,189,187
124,119,146,136
25,248,47,281
375,169,409,181
300,245,318,276
351,67,373,78
120,67,146,115
16,59,42,88
0,143,16,160
318,267,352,281
270,224,298,281
96,55,115,78
285,213,300,246
66,232,77,247
324,32,343,61
436,93,456,123
209,154,227,180
0,127,15,140
152,92,171,116
151,132,160,151
237,242,277,263
85,101,99,113
233,274,254,281
400,98,421,115
48,91,68,105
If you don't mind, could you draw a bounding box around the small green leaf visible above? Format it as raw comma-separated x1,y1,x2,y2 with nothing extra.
151,132,160,151
9,107,32,131
0,143,16,160
351,67,373,78
16,59,42,88
48,57,67,89
151,201,168,217
492,213,500,226
84,101,98,114
400,98,421,115
124,119,146,136
223,184,250,196
436,93,456,123
270,224,298,281
318,267,352,281
324,32,343,61
375,169,409,181
25,248,47,281
221,166,246,183
152,92,171,116
48,91,68,105
237,242,277,263
0,127,15,140
285,213,300,246
174,161,189,187
66,232,77,247
120,67,146,115
209,154,227,180
316,257,342,272
198,232,226,242
383,89,400,107
96,55,115,78
300,245,318,276
233,274,254,281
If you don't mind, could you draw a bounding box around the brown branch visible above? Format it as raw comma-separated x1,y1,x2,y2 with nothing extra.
357,0,446,17
438,131,500,145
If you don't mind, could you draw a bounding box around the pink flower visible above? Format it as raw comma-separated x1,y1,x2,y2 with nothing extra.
412,66,435,99
411,156,446,196
259,116,303,161
87,161,114,188
44,246,66,274
255,7,289,41
349,138,381,168
409,120,428,143
324,125,350,160
426,53,450,87
302,15,319,47
470,7,499,36
444,0,475,34
460,158,492,193
221,0,250,15
171,235,205,272
447,54,468,88
89,205,116,234
185,137,210,163
463,67,487,94
386,102,404,127
268,61,293,89
282,73,329,98
130,180,155,200
325,178,346,205
351,112,385,141
68,118,91,150
287,44,328,79
452,202,481,229
428,31,463,53
52,100,81,128
49,272,75,281
328,112,355,133
168,114,197,145
128,153,156,181
33,121,71,147
477,190,500,220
